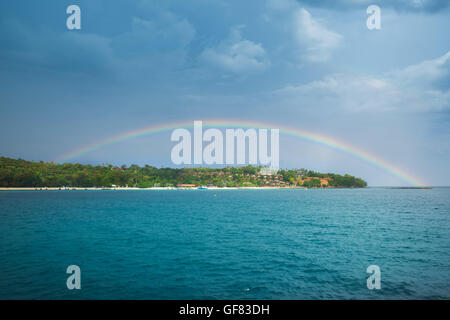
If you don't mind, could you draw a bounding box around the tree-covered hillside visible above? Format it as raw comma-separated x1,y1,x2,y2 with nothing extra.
0,157,367,188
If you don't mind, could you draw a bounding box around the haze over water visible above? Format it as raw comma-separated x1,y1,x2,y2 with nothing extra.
0,188,449,299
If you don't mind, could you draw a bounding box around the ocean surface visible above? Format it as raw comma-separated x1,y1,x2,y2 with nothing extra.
0,188,449,299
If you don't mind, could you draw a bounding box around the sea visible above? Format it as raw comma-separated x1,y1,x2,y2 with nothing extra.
0,188,449,299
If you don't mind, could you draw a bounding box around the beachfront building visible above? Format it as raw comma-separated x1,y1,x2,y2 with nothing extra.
259,167,278,176
176,184,197,188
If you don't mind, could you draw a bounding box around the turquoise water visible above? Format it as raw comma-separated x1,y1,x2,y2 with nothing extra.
0,188,449,299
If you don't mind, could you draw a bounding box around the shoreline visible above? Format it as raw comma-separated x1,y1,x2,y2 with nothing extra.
0,186,436,191
0,186,339,191
0,187,434,191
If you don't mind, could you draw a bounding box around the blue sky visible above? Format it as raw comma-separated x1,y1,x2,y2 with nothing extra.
0,0,449,185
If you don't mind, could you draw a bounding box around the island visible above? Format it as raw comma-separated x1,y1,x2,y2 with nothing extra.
0,156,367,189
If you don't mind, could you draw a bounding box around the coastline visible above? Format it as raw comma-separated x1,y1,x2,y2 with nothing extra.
1,186,434,191
0,186,320,191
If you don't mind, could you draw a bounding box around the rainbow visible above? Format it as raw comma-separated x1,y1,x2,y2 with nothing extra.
56,119,426,187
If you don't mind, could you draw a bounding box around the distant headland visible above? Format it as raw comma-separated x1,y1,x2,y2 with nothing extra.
0,156,367,189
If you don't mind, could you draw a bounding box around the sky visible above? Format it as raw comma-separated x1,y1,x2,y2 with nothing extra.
0,0,449,186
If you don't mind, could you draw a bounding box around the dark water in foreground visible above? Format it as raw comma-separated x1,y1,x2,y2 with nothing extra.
0,188,449,299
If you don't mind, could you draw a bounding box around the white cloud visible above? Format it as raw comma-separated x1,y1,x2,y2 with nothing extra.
293,8,342,62
264,2,342,63
275,51,450,112
200,25,270,73
277,74,404,112
392,51,450,86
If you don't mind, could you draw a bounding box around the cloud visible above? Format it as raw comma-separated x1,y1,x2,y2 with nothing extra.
392,51,450,87
296,0,450,13
200,25,269,73
266,0,297,11
113,13,195,56
277,74,404,112
275,51,450,112
0,8,197,79
0,19,114,75
107,11,196,76
264,1,342,63
293,8,342,62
